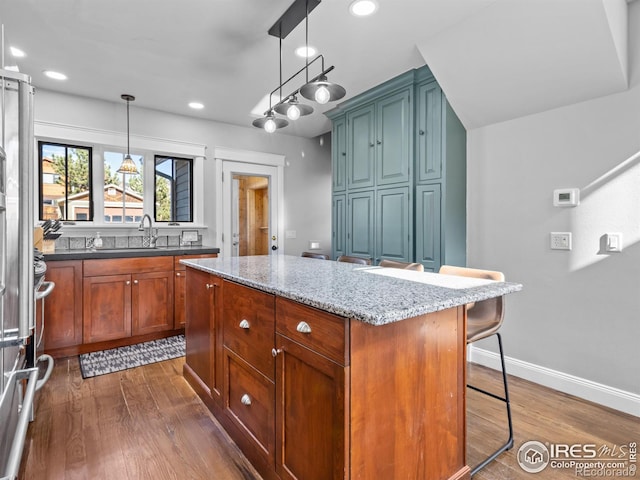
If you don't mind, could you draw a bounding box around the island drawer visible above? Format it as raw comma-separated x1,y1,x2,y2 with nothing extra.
275,298,349,366
224,351,275,460
223,280,276,380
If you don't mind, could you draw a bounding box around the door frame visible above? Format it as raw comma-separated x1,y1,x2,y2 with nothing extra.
214,147,285,259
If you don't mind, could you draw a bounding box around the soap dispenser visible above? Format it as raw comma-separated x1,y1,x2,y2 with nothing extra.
94,232,103,249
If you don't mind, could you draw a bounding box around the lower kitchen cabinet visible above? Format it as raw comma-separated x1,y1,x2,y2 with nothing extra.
43,260,83,350
184,266,223,404
82,257,174,344
275,335,346,480
174,253,218,329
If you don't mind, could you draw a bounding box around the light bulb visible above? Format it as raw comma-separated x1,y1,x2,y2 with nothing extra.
287,104,301,120
264,117,277,133
315,86,330,104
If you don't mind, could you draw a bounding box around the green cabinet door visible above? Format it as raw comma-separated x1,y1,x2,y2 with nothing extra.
376,186,410,263
416,81,442,183
415,184,441,271
347,190,374,260
376,89,411,186
347,104,375,189
332,194,346,260
332,116,347,192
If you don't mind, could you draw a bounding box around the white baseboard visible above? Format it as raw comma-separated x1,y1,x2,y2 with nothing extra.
468,346,640,418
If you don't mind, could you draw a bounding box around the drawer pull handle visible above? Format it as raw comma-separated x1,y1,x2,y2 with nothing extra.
239,319,250,329
176,272,181,277
296,321,312,334
241,394,252,406
271,348,282,357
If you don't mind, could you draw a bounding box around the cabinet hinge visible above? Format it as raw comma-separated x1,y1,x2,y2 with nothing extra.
221,171,224,182
221,233,224,242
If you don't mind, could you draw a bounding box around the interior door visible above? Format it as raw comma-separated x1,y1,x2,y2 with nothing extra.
222,161,280,259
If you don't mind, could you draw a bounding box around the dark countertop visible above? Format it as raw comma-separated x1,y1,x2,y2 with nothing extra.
44,245,219,261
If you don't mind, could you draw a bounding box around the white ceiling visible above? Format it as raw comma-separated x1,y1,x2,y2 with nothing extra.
0,0,630,137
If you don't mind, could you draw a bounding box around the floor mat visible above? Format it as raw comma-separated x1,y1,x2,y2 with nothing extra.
79,334,185,378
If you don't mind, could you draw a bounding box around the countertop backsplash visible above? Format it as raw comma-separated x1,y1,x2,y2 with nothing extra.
55,233,202,251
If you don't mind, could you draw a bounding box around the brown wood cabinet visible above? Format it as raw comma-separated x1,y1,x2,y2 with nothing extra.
83,257,173,344
174,254,217,329
184,271,469,480
184,266,223,405
43,260,83,350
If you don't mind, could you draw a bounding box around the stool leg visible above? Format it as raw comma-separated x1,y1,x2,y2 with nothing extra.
468,332,514,476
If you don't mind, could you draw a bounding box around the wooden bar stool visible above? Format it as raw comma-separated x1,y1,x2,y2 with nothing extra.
439,265,513,476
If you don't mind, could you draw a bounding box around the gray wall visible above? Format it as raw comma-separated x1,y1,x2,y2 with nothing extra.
33,90,332,256
466,2,640,397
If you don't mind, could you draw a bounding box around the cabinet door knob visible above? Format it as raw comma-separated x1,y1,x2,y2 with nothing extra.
133,280,138,285
240,394,252,406
419,130,425,136
341,152,346,156
126,280,131,285
296,321,312,334
239,319,250,329
377,140,382,145
205,284,211,289
271,348,283,357
369,143,375,147
176,272,181,277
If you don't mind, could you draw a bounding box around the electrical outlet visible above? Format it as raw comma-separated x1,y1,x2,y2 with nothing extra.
550,232,572,250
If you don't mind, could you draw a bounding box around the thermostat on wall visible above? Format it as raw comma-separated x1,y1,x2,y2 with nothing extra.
553,188,580,207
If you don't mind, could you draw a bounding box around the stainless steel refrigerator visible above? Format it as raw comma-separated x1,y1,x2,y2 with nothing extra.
0,58,52,479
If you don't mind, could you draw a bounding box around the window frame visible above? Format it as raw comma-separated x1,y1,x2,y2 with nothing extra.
38,140,94,222
153,154,194,223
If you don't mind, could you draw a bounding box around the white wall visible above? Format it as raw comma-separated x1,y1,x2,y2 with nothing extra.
466,1,640,409
33,90,332,256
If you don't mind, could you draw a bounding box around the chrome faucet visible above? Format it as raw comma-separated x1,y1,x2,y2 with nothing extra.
138,214,157,247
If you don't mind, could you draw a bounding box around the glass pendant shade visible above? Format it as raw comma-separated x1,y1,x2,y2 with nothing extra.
117,154,139,174
300,75,346,104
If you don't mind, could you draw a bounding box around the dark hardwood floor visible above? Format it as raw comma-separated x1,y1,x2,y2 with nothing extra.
20,357,638,479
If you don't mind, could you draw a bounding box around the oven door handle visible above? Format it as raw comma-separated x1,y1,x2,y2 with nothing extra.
35,281,55,300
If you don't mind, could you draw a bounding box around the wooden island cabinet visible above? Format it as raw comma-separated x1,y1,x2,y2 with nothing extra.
182,256,521,480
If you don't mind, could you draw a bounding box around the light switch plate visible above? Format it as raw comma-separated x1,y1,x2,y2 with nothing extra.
605,233,622,252
550,232,572,250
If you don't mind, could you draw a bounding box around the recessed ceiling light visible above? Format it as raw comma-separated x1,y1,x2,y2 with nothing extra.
10,46,25,58
43,70,67,80
188,102,204,110
295,46,317,58
349,0,378,17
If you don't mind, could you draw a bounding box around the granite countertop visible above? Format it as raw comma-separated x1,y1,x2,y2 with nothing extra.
45,245,219,261
182,255,523,326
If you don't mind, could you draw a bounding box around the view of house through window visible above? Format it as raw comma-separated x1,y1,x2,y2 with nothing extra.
104,152,144,223
39,142,93,221
155,155,193,222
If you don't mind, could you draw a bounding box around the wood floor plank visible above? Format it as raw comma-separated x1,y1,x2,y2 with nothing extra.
20,356,638,479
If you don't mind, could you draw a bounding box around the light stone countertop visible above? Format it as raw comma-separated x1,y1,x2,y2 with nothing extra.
182,255,523,326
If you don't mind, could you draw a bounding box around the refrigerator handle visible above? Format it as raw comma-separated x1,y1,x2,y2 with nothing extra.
17,77,35,340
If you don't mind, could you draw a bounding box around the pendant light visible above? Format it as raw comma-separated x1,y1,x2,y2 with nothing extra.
251,0,345,132
117,94,139,174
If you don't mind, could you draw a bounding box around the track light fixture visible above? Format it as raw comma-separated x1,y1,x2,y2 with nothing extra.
252,0,346,133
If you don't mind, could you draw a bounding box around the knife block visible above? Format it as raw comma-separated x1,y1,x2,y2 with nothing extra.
42,239,55,254
34,227,44,251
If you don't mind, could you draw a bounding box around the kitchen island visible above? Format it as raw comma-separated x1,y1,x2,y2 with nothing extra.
182,255,522,480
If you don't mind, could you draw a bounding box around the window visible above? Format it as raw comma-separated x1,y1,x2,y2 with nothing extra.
154,155,193,222
103,151,144,224
39,142,93,221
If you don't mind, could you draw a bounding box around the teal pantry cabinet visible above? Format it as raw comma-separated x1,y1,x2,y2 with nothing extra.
326,66,466,271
